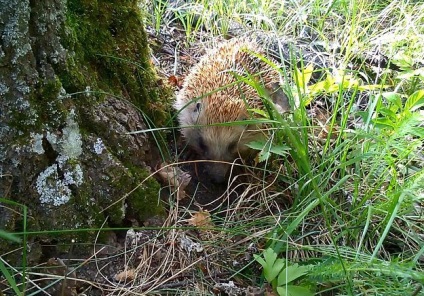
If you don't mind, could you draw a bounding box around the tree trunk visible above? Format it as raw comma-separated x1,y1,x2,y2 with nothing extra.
0,0,170,256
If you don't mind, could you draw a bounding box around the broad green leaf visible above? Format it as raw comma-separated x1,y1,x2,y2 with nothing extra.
405,90,424,112
382,92,403,109
397,67,424,79
246,140,268,152
356,110,370,122
378,107,397,120
258,141,272,163
294,66,304,89
266,258,287,283
270,144,291,157
253,254,267,268
247,141,290,161
294,64,314,90
341,78,359,89
255,248,286,283
308,80,326,94
372,117,395,129
327,84,340,92
277,285,314,296
262,247,277,266
277,264,311,285
302,64,314,87
304,94,314,107
323,75,334,92
393,53,413,69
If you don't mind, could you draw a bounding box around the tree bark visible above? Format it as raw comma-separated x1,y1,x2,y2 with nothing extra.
0,0,169,256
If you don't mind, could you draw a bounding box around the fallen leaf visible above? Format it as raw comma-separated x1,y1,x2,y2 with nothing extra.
176,188,187,201
168,75,184,89
115,269,136,282
157,162,192,200
264,283,278,296
188,210,212,227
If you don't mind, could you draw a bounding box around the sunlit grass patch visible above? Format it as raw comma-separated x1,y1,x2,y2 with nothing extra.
138,0,424,294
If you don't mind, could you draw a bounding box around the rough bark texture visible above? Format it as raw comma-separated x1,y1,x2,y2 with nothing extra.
0,0,170,258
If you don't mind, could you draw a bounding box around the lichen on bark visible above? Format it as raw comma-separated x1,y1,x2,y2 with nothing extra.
0,0,170,258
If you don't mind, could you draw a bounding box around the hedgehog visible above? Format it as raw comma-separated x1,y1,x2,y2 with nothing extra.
174,38,288,183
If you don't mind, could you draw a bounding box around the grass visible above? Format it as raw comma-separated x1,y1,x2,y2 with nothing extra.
1,0,423,295
140,0,424,294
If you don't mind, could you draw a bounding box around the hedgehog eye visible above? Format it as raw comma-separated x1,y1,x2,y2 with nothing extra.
195,102,202,113
198,136,208,153
228,141,237,153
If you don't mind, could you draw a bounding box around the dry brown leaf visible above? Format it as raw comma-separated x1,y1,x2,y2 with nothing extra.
188,210,212,227
176,188,187,201
264,283,278,296
157,162,192,200
114,269,136,282
168,75,184,89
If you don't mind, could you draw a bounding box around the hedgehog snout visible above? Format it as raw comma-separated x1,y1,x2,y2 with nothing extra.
206,162,232,184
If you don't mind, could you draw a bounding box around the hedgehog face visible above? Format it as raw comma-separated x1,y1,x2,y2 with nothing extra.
185,125,260,183
197,126,258,183
189,124,257,162
177,96,262,182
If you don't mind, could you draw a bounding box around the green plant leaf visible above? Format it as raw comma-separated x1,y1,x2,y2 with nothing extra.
382,92,402,109
308,80,326,94
358,84,391,91
254,248,286,283
405,89,424,111
302,64,314,87
247,140,271,162
323,75,335,92
294,64,314,91
0,259,22,295
0,230,21,243
277,263,311,285
393,53,414,69
397,67,424,79
249,107,269,118
378,107,397,120
372,117,395,129
246,140,268,151
277,285,314,296
246,140,290,162
259,140,272,163
253,253,267,268
269,144,291,157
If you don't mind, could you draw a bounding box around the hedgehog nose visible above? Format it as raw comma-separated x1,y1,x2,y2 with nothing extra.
207,163,230,184
210,172,227,184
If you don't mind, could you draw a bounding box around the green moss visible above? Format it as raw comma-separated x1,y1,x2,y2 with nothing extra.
125,165,165,221
54,0,170,225
37,78,68,124
9,77,67,134
58,0,172,125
